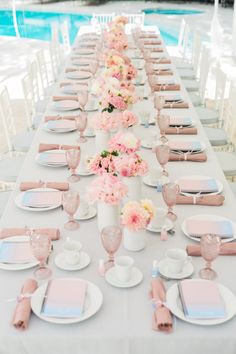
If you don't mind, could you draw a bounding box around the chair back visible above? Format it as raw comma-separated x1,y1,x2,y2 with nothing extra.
0,87,16,152
91,13,115,25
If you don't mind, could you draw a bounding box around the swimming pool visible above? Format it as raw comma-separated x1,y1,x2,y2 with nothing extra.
0,9,178,45
143,8,204,15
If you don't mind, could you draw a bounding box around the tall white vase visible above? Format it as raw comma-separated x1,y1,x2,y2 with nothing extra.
97,202,119,231
95,130,110,153
123,228,146,251
123,176,142,201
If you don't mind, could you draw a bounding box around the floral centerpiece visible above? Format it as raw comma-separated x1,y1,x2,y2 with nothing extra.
101,87,137,113
113,16,129,26
88,174,128,231
109,132,141,154
121,199,155,251
88,150,119,176
120,110,138,129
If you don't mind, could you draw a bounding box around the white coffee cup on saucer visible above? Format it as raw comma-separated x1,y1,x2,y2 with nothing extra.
165,248,191,274
115,256,134,282
140,111,150,125
150,207,166,229
63,240,82,266
149,167,162,184
77,198,89,218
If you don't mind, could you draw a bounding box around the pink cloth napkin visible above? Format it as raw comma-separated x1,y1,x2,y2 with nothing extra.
153,84,180,92
148,70,173,76
20,181,69,191
169,152,207,162
59,81,88,87
166,127,197,135
150,278,173,332
147,58,172,64
186,243,236,256
52,95,79,102
65,67,92,74
176,194,225,206
148,47,164,52
164,102,189,108
0,228,60,240
144,40,162,45
38,144,80,153
12,279,38,330
44,115,79,122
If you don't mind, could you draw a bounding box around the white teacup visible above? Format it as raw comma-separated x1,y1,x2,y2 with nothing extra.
115,256,134,282
63,240,82,266
149,167,162,184
165,248,191,274
77,199,89,218
150,207,166,229
140,111,150,125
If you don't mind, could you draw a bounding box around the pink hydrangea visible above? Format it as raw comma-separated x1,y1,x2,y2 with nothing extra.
92,112,120,131
109,132,141,154
109,95,128,111
88,174,128,205
121,200,154,231
88,150,119,176
114,153,148,177
121,110,138,128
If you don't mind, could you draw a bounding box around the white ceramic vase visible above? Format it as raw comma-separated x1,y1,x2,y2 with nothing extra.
95,130,110,153
97,202,120,231
123,228,146,251
123,176,142,201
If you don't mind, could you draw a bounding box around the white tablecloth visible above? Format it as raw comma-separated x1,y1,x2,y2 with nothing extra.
0,25,236,354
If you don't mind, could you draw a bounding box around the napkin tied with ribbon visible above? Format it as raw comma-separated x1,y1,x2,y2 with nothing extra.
20,181,69,191
38,144,80,153
0,228,60,240
186,243,236,256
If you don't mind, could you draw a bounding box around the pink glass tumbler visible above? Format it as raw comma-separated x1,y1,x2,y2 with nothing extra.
62,191,80,231
162,182,180,221
154,144,170,177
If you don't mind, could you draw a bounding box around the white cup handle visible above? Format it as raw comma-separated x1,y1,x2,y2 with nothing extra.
185,256,192,264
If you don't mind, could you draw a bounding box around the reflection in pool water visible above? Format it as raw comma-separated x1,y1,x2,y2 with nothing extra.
143,8,204,15
0,9,178,45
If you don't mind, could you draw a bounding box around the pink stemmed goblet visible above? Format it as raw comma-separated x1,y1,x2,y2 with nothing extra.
78,91,88,111
157,114,170,143
62,191,80,231
30,232,52,280
199,234,221,280
101,225,122,271
76,112,88,143
154,95,166,117
66,148,81,182
162,182,180,221
154,144,170,177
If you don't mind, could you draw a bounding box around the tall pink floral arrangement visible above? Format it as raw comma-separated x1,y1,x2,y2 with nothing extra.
88,174,127,205
92,111,120,131
121,110,138,128
114,153,148,177
109,132,141,154
121,200,155,231
88,150,119,176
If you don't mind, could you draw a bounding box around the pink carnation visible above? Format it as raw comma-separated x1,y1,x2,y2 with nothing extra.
92,112,120,131
121,110,138,128
109,95,128,110
114,153,148,177
121,201,152,231
109,132,141,154
89,150,118,176
88,174,127,205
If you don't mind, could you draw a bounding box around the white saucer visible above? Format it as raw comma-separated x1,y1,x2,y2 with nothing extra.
141,140,156,149
78,169,94,176
55,251,90,271
158,259,194,280
105,266,143,288
74,206,97,221
143,174,169,188
43,120,77,133
84,101,99,112
146,218,173,233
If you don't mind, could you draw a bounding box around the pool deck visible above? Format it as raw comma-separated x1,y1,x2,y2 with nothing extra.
0,1,235,148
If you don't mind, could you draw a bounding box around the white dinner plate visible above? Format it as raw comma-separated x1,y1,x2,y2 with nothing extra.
66,71,92,80
15,188,62,212
158,259,194,280
52,100,81,111
146,218,173,233
31,278,103,324
73,49,94,55
43,120,77,133
55,252,91,271
0,236,39,271
176,175,223,196
105,267,143,288
143,174,170,188
182,214,236,243
36,150,67,168
61,85,88,95
71,60,90,67
166,280,236,326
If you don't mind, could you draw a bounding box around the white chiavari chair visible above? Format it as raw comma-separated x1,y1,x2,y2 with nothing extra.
0,190,12,218
0,87,34,153
60,20,71,54
36,49,54,97
171,19,192,69
121,13,145,26
91,13,115,25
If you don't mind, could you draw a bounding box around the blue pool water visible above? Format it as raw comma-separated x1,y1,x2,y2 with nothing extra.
0,9,178,45
143,8,203,15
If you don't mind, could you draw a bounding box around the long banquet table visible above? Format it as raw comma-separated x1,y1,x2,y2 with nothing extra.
1,24,236,354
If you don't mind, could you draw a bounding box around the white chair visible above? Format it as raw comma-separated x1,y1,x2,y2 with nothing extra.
50,22,64,81
121,13,145,26
91,13,115,25
0,190,12,217
228,182,236,198
60,20,71,54
215,83,236,178
171,19,193,69
0,87,34,153
22,73,43,129
36,49,54,97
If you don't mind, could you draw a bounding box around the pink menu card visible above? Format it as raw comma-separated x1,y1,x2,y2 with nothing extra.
178,178,218,193
186,219,233,238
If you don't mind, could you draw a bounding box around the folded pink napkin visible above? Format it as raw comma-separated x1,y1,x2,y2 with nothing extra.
153,84,180,92
140,34,160,39
166,127,197,135
12,279,38,330
147,58,172,64
150,278,173,332
186,243,236,256
44,115,79,122
164,102,189,108
169,152,207,162
148,47,164,52
176,194,224,206
144,40,162,45
0,228,60,240
52,95,79,102
20,181,69,191
65,67,92,74
148,70,173,76
60,81,88,87
38,144,80,153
